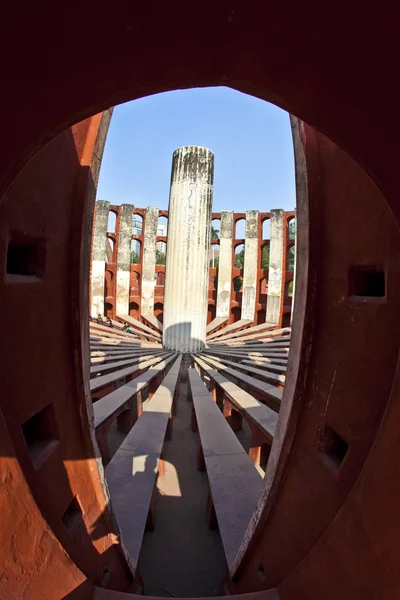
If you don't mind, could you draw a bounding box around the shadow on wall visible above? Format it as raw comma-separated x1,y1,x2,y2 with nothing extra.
163,322,205,353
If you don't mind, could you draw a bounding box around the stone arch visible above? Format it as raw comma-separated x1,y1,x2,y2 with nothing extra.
262,217,270,240
207,303,216,323
231,306,241,323
154,302,164,324
129,301,139,320
259,276,268,295
131,239,141,263
233,276,243,293
235,218,246,239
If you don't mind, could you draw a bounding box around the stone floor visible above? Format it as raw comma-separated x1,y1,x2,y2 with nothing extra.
106,372,264,597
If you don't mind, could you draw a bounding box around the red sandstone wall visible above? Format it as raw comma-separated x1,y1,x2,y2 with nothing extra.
231,122,400,598
0,117,134,596
100,208,295,326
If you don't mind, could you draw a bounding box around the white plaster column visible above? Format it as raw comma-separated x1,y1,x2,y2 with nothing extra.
241,210,259,321
290,211,297,325
116,203,134,316
91,200,109,317
216,210,234,318
141,206,158,316
266,208,284,324
163,146,214,352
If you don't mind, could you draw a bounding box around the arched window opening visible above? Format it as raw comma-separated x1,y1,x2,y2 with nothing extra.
157,216,168,237
231,306,241,323
234,244,245,269
288,217,296,272
156,271,165,286
106,238,114,262
131,239,141,264
257,309,266,325
133,214,143,236
233,276,243,293
129,301,139,320
107,211,116,233
210,243,220,268
104,302,113,319
235,218,246,239
262,244,270,270
289,217,296,240
211,219,220,240
260,277,268,295
131,271,140,290
156,241,167,265
154,302,164,324
262,218,270,240
207,304,216,323
288,246,295,272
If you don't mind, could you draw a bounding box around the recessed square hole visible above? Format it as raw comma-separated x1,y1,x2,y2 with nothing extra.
21,404,59,470
101,567,111,588
318,424,349,471
62,496,83,536
256,563,267,582
6,232,46,282
348,266,385,299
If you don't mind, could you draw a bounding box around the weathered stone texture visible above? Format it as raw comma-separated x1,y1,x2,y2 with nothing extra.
91,200,110,316
266,209,284,324
141,206,158,315
216,211,234,318
116,203,134,316
241,210,259,321
163,146,214,352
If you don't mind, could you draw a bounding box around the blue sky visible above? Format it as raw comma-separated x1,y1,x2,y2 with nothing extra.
97,87,295,214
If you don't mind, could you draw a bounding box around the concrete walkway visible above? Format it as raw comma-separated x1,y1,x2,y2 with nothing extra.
138,376,226,597
105,372,263,597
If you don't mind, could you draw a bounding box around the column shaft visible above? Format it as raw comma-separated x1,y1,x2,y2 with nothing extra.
91,200,109,317
266,209,284,324
241,210,259,321
163,146,214,352
290,212,297,325
216,211,234,318
141,206,158,316
116,204,134,316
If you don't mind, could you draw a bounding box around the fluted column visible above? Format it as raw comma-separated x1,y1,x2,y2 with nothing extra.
141,206,158,316
116,203,134,316
91,200,109,317
241,210,259,321
216,210,234,318
266,208,284,324
163,146,214,352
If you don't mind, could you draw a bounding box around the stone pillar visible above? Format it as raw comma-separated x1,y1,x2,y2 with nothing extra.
163,146,214,352
241,210,259,321
116,203,134,316
291,211,297,325
216,210,234,318
266,209,284,324
141,206,158,316
91,200,109,317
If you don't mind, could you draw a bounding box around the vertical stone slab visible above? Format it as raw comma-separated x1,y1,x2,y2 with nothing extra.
241,210,259,321
141,206,158,316
163,146,214,352
91,200,109,317
216,210,234,318
116,203,134,316
291,211,297,325
266,208,285,324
